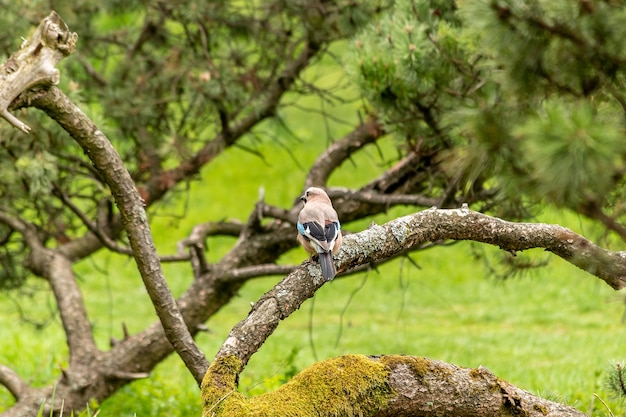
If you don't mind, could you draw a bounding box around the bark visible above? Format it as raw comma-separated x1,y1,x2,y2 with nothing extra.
303,119,384,189
379,355,585,417
380,356,584,416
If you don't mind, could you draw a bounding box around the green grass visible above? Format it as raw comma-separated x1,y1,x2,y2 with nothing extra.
2,46,626,417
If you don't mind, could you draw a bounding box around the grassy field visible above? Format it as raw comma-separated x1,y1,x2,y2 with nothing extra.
2,48,626,416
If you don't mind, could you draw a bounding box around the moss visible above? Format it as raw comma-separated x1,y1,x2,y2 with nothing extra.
201,355,249,416
249,354,393,416
202,354,394,417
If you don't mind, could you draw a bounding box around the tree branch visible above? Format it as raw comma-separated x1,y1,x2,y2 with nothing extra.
45,254,99,365
217,206,626,371
0,211,42,251
28,86,209,384
206,206,624,416
0,364,30,401
141,37,326,206
379,356,586,416
52,185,135,256
0,211,98,365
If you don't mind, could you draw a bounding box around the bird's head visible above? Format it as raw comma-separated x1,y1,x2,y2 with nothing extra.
300,187,329,204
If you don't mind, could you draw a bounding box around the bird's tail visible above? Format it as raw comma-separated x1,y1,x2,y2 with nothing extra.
319,251,336,280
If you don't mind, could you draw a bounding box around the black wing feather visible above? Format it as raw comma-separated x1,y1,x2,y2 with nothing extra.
324,222,339,243
302,221,326,242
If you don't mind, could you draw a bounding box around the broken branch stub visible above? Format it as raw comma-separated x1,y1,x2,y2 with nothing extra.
0,11,77,133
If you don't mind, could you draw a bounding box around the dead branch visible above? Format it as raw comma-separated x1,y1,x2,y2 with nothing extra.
0,11,77,132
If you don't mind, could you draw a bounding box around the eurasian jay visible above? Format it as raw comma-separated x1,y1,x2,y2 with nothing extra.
297,187,342,280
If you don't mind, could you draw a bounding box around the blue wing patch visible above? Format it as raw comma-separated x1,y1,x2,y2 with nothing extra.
297,221,306,236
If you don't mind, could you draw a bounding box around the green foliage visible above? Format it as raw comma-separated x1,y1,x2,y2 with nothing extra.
514,100,626,207
14,151,58,197
349,0,626,221
0,0,386,291
605,361,626,400
460,0,626,97
348,0,468,140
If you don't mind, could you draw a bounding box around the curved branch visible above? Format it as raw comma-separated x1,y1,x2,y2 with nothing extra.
329,150,452,222
52,186,135,256
0,365,30,401
579,200,626,242
0,211,97,365
176,221,244,255
173,220,245,276
207,206,622,416
217,206,626,371
260,204,298,225
29,86,209,384
0,210,42,251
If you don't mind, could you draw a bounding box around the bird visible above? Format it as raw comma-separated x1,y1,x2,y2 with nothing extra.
297,187,342,280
